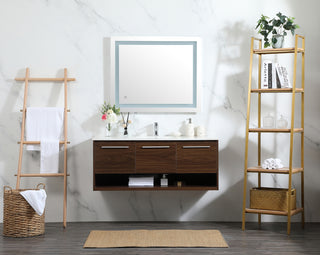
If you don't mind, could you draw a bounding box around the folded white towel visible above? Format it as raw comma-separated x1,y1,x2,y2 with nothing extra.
20,189,47,216
25,107,64,172
41,140,59,173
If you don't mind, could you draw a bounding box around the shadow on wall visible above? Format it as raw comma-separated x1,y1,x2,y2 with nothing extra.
98,190,207,221
205,21,251,131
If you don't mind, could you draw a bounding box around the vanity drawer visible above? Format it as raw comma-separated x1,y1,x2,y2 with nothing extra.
177,141,218,173
135,142,176,173
93,141,135,173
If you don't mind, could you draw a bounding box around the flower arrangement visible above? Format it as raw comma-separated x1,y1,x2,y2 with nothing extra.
100,102,120,133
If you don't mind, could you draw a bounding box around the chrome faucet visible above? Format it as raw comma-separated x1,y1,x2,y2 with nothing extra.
154,122,158,136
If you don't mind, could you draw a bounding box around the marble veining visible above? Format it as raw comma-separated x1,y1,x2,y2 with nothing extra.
0,0,320,223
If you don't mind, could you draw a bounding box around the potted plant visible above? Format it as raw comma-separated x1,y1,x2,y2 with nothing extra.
256,12,299,48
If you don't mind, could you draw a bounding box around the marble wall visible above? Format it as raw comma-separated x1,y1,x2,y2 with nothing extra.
1,0,320,223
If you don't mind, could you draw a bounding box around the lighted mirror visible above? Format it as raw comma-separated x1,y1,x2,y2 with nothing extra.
107,37,201,112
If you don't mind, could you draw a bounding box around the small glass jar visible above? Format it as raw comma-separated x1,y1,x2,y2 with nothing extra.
277,115,288,129
263,113,275,128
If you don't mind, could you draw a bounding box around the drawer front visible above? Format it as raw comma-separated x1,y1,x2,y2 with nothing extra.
177,141,218,173
136,142,176,173
93,141,135,173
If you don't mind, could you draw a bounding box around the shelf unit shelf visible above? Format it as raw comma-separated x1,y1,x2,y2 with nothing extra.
251,88,304,93
245,207,304,216
248,128,303,133
247,166,303,174
253,47,304,55
242,35,305,235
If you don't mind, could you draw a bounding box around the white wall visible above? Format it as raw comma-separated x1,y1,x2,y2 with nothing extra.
1,0,319,223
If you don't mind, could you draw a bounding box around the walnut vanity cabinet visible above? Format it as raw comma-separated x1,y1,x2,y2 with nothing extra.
93,139,218,190
93,141,135,173
136,142,176,173
177,141,218,173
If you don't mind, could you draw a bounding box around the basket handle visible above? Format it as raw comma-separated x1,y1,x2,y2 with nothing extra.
3,186,12,193
36,183,46,190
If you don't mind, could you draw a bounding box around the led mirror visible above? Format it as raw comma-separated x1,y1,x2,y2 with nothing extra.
107,37,201,112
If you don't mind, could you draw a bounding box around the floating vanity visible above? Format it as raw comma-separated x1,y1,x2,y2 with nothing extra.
93,137,218,190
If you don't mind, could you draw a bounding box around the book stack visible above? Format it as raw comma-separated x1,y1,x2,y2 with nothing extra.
128,176,154,187
262,60,291,88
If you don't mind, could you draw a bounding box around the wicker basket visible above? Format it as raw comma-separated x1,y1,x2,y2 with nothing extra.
250,187,296,211
3,183,45,237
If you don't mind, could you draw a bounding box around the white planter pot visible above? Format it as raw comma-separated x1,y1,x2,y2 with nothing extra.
272,34,284,48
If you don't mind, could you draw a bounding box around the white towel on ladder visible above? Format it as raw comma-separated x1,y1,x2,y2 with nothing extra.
25,107,64,173
41,139,59,173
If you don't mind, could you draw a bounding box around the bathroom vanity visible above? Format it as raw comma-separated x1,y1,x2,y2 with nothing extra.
93,137,218,190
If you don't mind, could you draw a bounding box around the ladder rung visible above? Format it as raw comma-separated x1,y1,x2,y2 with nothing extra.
21,109,70,112
15,77,76,82
15,173,70,177
18,141,70,144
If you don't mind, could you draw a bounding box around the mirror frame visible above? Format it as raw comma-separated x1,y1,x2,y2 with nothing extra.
108,36,201,113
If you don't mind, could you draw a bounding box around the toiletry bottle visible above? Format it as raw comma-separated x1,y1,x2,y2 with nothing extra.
277,115,288,128
196,126,206,137
263,113,274,128
161,174,168,187
186,118,194,137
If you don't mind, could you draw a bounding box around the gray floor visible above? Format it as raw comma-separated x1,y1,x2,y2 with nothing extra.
1,222,320,255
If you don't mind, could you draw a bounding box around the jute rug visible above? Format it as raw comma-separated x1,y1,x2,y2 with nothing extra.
83,229,228,248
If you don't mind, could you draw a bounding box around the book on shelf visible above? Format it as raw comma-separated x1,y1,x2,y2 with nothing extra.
275,63,291,88
262,60,272,89
275,63,282,88
262,60,276,88
262,61,291,89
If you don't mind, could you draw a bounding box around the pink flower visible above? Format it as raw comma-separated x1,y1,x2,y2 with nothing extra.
101,113,107,120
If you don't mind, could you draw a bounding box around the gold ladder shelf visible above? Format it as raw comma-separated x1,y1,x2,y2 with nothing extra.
241,35,305,235
15,67,75,228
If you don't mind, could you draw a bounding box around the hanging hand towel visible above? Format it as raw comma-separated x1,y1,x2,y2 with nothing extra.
25,107,64,151
25,107,64,172
20,189,47,216
41,139,59,173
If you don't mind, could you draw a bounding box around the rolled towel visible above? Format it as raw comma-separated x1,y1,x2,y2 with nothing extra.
262,158,283,169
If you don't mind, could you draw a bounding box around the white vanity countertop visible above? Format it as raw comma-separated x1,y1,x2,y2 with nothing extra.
92,136,218,141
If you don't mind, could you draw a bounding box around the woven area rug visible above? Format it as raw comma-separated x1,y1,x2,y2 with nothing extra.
83,229,228,248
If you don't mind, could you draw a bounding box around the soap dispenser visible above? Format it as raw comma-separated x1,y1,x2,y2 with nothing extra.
161,174,168,187
186,118,194,137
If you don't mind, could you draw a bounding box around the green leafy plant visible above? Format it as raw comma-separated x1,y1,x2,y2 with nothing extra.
256,12,299,48
100,101,120,116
